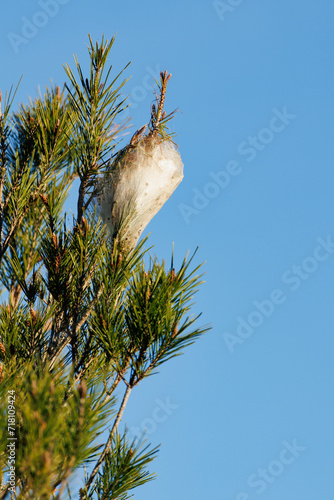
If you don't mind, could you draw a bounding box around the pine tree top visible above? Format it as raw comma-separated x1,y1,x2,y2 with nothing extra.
0,35,209,499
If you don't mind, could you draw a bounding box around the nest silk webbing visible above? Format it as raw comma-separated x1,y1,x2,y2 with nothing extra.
96,133,184,251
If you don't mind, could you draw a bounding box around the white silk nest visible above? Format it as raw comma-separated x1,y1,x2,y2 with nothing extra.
96,134,184,251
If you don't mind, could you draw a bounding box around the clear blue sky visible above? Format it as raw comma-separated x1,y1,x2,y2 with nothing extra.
2,1,334,499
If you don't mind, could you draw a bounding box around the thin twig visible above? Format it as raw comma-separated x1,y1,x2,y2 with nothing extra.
80,382,133,499
77,176,88,223
153,71,172,130
0,106,6,257
48,283,104,369
73,357,94,384
0,185,45,262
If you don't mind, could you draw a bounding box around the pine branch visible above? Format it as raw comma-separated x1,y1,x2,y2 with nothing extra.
0,91,6,258
148,70,176,140
93,433,158,500
152,70,171,130
0,188,42,262
0,83,22,259
47,282,104,370
81,382,133,499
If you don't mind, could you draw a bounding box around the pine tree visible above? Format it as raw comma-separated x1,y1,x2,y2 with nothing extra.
0,35,208,499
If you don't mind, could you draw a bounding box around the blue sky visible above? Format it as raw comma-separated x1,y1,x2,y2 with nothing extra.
2,1,334,498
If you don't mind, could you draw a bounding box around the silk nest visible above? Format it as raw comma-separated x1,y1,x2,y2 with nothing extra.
95,134,184,251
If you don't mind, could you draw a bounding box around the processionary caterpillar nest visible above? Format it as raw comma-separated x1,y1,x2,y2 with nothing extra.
95,132,184,252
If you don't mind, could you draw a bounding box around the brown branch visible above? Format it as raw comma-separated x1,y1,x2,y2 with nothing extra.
77,176,88,224
48,283,104,370
0,97,7,256
153,71,172,130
